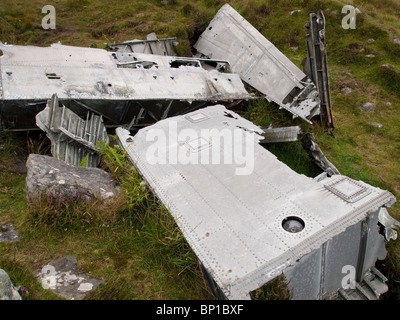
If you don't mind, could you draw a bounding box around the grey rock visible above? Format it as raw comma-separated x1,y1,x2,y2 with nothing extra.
365,54,375,58
0,223,20,243
361,102,376,113
0,269,22,300
368,121,383,128
381,64,398,73
36,256,103,300
340,87,353,95
394,38,400,45
26,154,120,202
367,38,375,43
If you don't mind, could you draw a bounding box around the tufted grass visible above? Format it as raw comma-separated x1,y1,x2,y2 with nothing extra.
0,0,399,299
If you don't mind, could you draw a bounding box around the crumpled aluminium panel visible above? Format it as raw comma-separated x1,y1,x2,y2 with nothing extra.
0,42,248,101
260,125,302,143
194,4,320,124
303,11,334,131
116,105,396,299
36,93,108,167
108,32,178,56
0,42,250,130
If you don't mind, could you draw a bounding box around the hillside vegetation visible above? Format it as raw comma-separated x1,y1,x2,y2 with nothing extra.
0,0,399,299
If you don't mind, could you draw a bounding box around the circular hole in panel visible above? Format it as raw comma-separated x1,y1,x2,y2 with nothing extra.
281,216,305,233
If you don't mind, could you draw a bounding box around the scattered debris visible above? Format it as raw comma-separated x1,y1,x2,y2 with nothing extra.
303,11,334,131
0,223,20,243
194,4,321,125
361,102,376,113
26,154,120,202
0,269,21,300
337,266,389,300
301,132,340,176
1,3,398,301
0,41,250,130
108,32,178,56
260,126,302,143
116,104,397,300
379,207,400,241
36,256,103,300
36,93,109,167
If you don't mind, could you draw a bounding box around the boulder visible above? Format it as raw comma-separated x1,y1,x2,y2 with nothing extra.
26,154,119,202
36,256,103,300
0,269,22,300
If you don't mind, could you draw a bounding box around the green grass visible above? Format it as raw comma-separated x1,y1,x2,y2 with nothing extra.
0,133,212,300
1,0,400,299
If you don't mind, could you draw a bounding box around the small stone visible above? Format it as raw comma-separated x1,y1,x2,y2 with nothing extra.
289,46,298,51
386,101,392,106
361,102,376,113
365,54,375,58
381,64,398,73
394,38,400,45
367,122,383,128
367,38,375,43
340,87,353,95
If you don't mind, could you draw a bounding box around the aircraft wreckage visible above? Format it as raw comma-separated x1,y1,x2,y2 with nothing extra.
116,105,397,300
0,41,249,131
0,4,398,300
0,5,332,132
